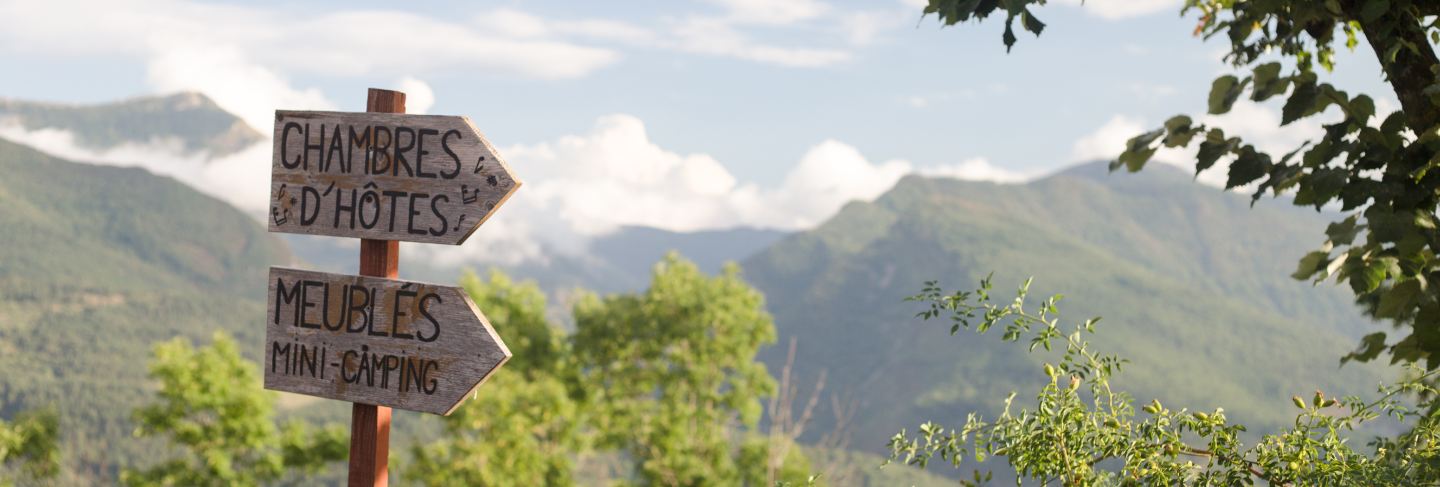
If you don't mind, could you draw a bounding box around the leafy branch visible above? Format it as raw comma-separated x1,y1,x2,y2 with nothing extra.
888,276,1440,485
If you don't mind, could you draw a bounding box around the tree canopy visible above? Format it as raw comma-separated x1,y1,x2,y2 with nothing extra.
409,256,817,486
121,333,346,487
924,0,1440,367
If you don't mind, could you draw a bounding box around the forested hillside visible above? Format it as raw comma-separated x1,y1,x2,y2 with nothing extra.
0,138,286,482
745,163,1395,453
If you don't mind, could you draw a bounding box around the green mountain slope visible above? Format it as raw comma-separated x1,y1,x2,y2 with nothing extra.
0,137,287,483
0,92,261,157
743,163,1395,458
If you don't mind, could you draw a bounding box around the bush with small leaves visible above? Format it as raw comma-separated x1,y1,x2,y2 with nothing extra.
888,276,1440,485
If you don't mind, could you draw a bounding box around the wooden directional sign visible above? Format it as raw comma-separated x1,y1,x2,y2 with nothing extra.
269,110,521,245
264,267,511,415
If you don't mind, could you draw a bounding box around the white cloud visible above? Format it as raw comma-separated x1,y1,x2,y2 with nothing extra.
395,77,436,115
0,123,272,214
922,158,1035,183
554,19,659,44
1071,114,1148,163
410,114,1021,266
902,90,976,109
1054,0,1180,20
837,10,909,46
0,0,622,85
145,43,334,132
667,17,852,67
706,0,830,25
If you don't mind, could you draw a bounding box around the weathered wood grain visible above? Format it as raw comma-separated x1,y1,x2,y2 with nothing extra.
269,110,521,245
263,266,511,415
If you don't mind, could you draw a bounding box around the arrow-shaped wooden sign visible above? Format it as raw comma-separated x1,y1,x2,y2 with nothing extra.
263,267,511,415
268,110,521,245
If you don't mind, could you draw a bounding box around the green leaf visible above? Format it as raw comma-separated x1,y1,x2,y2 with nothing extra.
1116,128,1163,172
1361,0,1389,22
1377,279,1421,319
1293,251,1330,280
1326,216,1362,245
1225,148,1269,189
1282,74,1319,125
1195,129,1234,174
1162,115,1197,147
1341,332,1388,364
1208,75,1247,115
1294,168,1347,208
1349,94,1376,123
1020,8,1044,35
1296,250,1324,280
1350,257,1392,294
1251,62,1287,101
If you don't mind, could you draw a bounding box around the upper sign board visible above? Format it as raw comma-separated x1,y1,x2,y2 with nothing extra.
263,267,511,415
269,110,521,244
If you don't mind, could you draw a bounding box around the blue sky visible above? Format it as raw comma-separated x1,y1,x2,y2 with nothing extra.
0,0,1401,263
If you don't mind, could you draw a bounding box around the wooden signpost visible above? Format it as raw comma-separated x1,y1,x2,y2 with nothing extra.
263,88,521,486
263,267,511,415
268,109,520,244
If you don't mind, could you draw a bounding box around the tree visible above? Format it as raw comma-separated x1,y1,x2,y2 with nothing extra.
573,254,789,486
889,276,1440,484
409,258,816,486
921,0,1440,367
0,408,59,486
406,271,587,486
121,332,346,487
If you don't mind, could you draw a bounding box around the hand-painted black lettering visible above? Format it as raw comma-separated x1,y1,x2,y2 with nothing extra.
359,183,381,229
391,288,417,339
333,188,357,229
346,125,371,174
300,185,321,226
370,126,393,175
382,190,405,232
319,283,346,331
347,285,370,333
392,126,416,177
270,341,291,373
280,122,303,169
440,129,462,179
406,192,428,235
417,292,441,342
275,277,302,325
324,125,344,173
429,194,449,236
302,123,325,172
299,279,324,329
415,128,439,178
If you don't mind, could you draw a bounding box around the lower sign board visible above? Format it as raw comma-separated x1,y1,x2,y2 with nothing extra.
263,267,510,415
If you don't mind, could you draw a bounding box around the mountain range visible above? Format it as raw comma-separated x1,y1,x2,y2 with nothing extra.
744,164,1391,452
0,92,1398,484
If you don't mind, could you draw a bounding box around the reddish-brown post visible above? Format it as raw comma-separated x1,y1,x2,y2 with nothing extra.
350,87,404,487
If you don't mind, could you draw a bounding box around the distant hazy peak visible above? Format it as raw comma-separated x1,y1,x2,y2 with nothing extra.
0,91,262,158
887,161,1199,198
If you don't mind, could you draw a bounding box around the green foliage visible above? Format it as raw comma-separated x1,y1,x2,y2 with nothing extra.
411,259,814,486
406,271,586,487
0,408,60,486
575,254,781,486
120,333,345,487
0,138,290,483
923,0,1440,367
889,277,1440,485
